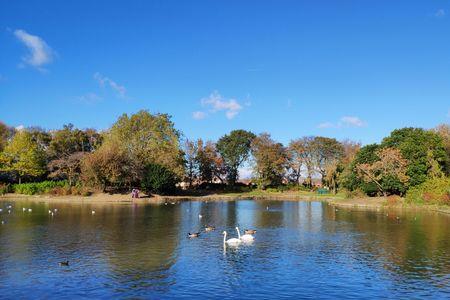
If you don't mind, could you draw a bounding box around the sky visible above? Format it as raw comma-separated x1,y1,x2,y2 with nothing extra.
0,0,449,146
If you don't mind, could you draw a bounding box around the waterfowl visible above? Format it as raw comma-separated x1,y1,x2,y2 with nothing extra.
7,210,10,214
91,210,96,215
188,232,200,238
59,261,69,266
198,214,203,219
0,209,2,212
204,226,215,232
28,209,32,212
236,227,254,242
22,208,26,212
48,210,52,214
54,208,58,212
222,231,241,246
1,220,4,225
244,229,257,235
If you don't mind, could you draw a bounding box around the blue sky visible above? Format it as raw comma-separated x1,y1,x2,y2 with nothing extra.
0,0,449,145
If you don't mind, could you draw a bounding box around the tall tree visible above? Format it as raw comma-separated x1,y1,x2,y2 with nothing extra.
381,127,447,186
288,137,315,186
105,110,185,178
216,129,255,185
183,139,198,188
196,139,226,184
251,133,288,189
433,124,450,175
0,121,14,152
0,131,46,183
356,147,409,196
310,137,344,186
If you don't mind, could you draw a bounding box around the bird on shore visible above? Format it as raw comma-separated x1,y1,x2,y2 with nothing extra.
188,232,200,238
244,229,257,235
0,209,2,212
91,210,96,215
8,210,11,214
1,220,4,225
28,208,32,212
54,208,58,212
59,261,69,266
22,208,26,212
198,214,203,219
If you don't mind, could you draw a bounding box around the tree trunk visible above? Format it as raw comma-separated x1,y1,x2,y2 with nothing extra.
18,177,21,184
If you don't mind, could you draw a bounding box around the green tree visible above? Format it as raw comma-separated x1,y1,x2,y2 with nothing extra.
106,110,184,178
0,131,46,183
0,121,14,152
251,133,288,189
356,147,409,196
310,136,344,185
381,127,447,186
141,163,178,195
216,129,255,185
195,139,226,184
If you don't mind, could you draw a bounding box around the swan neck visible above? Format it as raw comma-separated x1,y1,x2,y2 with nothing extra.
236,227,241,239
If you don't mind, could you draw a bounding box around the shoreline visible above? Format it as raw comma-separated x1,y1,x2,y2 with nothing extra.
1,192,449,215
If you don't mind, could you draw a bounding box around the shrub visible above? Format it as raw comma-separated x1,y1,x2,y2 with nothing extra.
141,163,178,195
405,177,450,205
344,188,366,199
12,181,69,195
0,183,11,195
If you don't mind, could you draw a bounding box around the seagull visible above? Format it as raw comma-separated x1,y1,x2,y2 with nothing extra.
0,209,2,212
198,214,203,219
48,210,52,214
91,210,96,215
28,209,32,212
51,212,54,216
1,221,4,225
8,210,11,214
54,209,58,212
22,208,26,212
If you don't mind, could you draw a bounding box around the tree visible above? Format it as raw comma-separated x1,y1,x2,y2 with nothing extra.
196,139,226,184
310,136,344,186
141,163,178,195
81,144,137,191
183,139,198,187
381,127,447,186
216,130,256,185
251,133,289,189
433,124,450,175
48,152,86,185
356,147,409,196
288,137,316,186
48,124,100,159
0,131,46,183
106,110,184,178
0,121,14,152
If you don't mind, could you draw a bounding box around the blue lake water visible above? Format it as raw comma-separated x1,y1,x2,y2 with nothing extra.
0,199,449,299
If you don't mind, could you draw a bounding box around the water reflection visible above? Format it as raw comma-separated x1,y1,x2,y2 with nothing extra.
0,199,448,299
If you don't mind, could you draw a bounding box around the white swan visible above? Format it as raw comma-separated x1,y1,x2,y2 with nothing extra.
236,227,254,242
222,231,241,247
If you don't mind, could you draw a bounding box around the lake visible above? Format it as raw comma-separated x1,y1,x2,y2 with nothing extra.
0,199,449,299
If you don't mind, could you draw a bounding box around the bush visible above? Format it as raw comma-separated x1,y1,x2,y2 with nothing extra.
405,177,450,205
12,181,69,195
344,188,366,199
141,163,178,195
0,183,11,195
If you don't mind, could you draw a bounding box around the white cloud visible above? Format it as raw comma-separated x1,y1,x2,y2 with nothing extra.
94,72,127,98
318,116,366,129
239,166,253,179
317,122,335,129
192,111,207,120
14,29,54,70
435,9,445,18
200,91,243,119
340,116,366,127
76,93,102,104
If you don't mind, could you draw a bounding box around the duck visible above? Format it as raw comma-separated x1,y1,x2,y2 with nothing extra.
59,261,69,266
236,227,254,242
244,229,257,235
188,232,200,238
222,231,241,246
204,226,215,232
